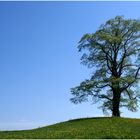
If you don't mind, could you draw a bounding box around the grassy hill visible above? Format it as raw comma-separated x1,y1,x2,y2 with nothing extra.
0,117,140,139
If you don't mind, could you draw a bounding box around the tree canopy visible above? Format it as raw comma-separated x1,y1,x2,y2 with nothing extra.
70,16,140,117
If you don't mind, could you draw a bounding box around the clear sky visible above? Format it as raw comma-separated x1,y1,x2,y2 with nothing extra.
0,1,140,130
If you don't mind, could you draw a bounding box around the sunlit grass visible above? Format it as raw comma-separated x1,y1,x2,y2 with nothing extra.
0,117,140,139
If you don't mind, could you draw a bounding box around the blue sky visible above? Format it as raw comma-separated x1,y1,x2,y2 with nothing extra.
0,1,140,130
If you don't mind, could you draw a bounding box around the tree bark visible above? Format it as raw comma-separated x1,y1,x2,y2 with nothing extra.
112,88,121,117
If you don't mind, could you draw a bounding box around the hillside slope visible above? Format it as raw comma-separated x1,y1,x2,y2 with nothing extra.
0,117,140,139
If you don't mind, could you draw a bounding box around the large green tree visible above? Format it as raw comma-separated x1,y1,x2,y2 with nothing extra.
71,16,140,117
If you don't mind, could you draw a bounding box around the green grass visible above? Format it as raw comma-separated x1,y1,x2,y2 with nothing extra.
0,117,140,139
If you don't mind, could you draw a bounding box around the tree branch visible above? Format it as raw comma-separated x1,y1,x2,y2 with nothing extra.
125,89,137,100
95,83,111,89
98,94,112,101
121,67,140,92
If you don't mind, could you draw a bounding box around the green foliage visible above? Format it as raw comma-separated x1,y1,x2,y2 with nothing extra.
71,16,140,115
0,117,140,139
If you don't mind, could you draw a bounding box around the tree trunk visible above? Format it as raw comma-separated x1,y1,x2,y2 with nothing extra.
112,88,121,117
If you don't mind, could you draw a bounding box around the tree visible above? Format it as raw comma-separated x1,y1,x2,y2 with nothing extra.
70,16,140,117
